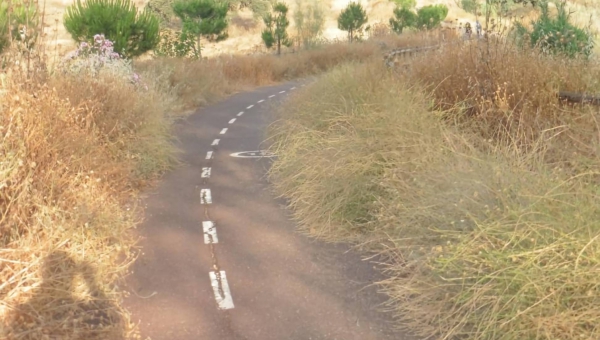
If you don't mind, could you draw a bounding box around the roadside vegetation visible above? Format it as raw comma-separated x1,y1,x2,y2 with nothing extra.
267,1,600,340
3,0,597,337
0,0,439,338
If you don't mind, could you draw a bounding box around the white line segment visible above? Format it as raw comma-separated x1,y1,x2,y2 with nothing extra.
212,139,220,146
220,128,228,135
228,118,236,124
205,151,213,160
201,167,211,178
257,99,264,103
202,221,218,244
269,95,275,98
246,105,254,109
237,112,244,117
200,189,212,204
209,271,234,310
291,87,296,90
279,91,286,94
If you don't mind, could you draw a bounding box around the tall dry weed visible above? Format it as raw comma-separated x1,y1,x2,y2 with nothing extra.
268,57,600,340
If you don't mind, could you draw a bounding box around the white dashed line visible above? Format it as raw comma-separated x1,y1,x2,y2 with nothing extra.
201,167,211,178
220,128,228,135
200,189,212,204
257,99,264,103
202,221,218,244
269,95,275,98
212,139,220,146
246,105,254,109
279,91,286,94
229,118,236,124
206,151,213,160
237,112,244,117
209,271,234,310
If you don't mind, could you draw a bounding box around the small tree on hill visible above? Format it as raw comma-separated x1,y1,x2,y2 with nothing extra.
172,0,229,58
514,1,593,58
337,1,367,43
64,0,159,58
415,4,448,30
293,0,325,49
389,6,417,34
261,2,291,55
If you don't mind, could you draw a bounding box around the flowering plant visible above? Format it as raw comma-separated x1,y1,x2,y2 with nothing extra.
61,34,148,90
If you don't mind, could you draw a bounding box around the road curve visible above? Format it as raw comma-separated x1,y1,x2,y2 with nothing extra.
123,80,404,340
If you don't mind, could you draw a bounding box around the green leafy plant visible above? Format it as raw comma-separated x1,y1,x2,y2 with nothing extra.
389,6,417,34
415,4,448,30
63,0,160,58
154,29,199,58
262,2,291,55
514,0,594,58
172,0,229,58
293,0,325,49
337,1,368,43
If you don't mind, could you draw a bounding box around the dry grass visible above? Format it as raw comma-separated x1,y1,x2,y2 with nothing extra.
267,41,600,340
135,30,448,113
0,43,173,337
0,27,446,338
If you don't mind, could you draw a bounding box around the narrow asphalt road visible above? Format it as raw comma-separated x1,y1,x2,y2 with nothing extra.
124,80,403,340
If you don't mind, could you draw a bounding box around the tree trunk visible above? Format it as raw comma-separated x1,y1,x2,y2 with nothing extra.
277,36,281,55
197,35,202,58
350,30,353,43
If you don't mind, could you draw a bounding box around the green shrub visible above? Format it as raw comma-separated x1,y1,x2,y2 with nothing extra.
415,4,448,30
262,2,292,55
389,7,417,34
337,1,368,43
461,0,480,14
172,0,229,57
64,0,160,58
514,1,594,58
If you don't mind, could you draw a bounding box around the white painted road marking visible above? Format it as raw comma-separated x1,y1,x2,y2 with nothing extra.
209,271,234,310
206,151,213,160
200,189,212,204
220,128,228,135
269,95,275,98
229,118,236,124
247,105,254,109
279,91,286,94
202,221,218,244
201,167,211,178
237,111,244,117
212,139,220,146
258,99,264,103
230,150,276,158
291,87,296,90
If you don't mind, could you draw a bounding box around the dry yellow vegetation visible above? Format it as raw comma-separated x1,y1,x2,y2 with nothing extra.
267,38,600,339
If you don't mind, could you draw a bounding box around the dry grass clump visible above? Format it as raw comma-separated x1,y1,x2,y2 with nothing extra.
135,31,445,113
0,43,174,337
406,40,600,171
267,57,600,340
